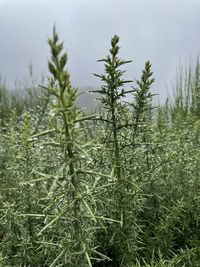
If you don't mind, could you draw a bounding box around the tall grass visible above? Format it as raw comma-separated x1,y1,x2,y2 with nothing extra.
170,58,200,121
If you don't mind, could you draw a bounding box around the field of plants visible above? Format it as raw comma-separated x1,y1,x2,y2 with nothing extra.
0,28,199,266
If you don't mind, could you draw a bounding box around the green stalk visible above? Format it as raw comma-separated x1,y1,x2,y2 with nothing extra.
94,35,132,225
60,91,81,246
47,26,82,265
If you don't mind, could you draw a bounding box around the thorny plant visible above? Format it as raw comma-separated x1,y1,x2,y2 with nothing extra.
0,27,199,267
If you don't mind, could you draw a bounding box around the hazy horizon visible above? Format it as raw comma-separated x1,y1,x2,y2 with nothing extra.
0,0,200,102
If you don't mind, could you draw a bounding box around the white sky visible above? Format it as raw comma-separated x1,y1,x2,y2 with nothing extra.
0,0,200,101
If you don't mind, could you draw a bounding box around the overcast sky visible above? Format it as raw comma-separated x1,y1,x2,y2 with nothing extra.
0,0,200,101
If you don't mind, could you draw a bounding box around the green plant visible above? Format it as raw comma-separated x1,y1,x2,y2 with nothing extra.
0,27,200,267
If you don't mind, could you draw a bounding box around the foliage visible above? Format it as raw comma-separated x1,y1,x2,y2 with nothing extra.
0,28,199,267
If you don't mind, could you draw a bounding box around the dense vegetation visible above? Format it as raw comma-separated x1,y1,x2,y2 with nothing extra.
0,28,199,267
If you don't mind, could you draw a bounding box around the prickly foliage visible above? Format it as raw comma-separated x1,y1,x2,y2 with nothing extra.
0,28,199,267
